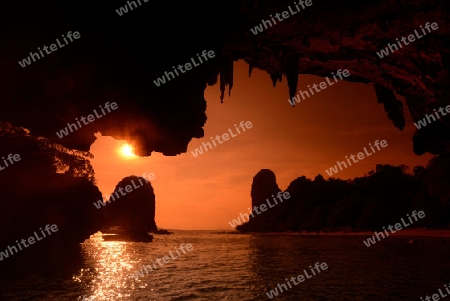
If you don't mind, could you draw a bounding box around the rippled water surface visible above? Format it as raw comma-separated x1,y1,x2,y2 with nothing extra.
2,231,450,300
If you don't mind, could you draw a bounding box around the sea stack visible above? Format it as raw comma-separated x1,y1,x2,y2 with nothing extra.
237,169,282,232
103,175,157,234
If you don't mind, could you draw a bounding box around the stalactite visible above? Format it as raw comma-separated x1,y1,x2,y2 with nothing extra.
220,56,234,103
270,73,277,87
286,56,299,103
249,64,253,78
269,72,282,87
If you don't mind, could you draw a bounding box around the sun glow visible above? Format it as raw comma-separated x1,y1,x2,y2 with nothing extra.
119,144,136,158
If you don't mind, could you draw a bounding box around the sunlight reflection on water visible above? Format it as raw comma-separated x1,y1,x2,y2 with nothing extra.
47,231,450,300
74,233,137,300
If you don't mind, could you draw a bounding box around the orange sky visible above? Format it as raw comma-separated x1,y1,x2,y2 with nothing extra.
89,60,433,230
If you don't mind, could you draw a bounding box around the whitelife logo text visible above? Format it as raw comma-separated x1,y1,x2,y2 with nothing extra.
55,102,118,139
18,31,81,68
191,121,253,157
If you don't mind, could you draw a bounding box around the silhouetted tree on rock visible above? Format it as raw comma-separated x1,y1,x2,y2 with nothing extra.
236,163,449,233
0,122,102,273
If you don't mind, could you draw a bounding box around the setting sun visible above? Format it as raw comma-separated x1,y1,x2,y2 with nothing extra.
119,144,136,158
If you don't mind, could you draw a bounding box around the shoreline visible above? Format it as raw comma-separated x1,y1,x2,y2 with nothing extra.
225,228,450,238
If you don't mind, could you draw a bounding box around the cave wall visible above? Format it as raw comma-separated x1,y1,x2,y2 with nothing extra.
1,0,449,155
228,0,450,155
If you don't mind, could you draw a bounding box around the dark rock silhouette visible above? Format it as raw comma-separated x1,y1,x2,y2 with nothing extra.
251,169,281,211
237,164,450,233
101,176,157,236
0,122,158,274
237,169,285,232
0,123,103,274
426,156,450,206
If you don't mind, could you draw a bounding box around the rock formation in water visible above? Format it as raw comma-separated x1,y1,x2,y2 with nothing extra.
237,169,286,232
0,123,157,271
102,176,157,233
237,165,450,233
251,169,281,210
